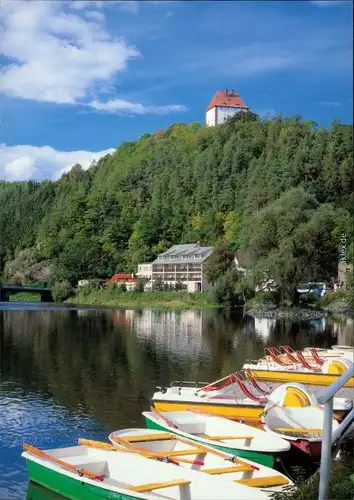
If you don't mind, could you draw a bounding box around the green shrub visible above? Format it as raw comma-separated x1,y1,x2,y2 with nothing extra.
319,290,347,307
299,292,320,306
52,280,73,302
253,291,280,305
214,269,243,307
346,271,354,308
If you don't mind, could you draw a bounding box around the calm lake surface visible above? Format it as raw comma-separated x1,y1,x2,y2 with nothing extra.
0,302,353,499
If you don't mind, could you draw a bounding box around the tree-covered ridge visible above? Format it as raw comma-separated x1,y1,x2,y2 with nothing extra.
0,113,353,287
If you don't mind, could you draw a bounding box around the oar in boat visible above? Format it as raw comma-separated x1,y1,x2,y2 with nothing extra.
148,411,259,472
23,443,104,482
150,406,179,429
109,435,204,466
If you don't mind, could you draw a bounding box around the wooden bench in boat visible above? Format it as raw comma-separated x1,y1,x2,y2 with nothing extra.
128,479,191,493
202,465,254,475
234,475,289,487
65,455,106,466
123,433,175,443
200,435,254,441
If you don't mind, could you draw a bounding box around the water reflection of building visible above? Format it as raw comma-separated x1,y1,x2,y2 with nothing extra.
254,317,276,340
330,316,354,345
112,310,134,327
134,310,209,357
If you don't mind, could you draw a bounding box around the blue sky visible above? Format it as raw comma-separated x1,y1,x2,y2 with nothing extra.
0,0,352,181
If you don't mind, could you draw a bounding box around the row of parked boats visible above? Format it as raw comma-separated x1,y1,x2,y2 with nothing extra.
22,344,354,500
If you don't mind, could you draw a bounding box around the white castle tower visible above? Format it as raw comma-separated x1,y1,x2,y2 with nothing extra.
206,89,249,127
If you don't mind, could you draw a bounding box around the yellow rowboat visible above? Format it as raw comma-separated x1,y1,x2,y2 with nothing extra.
243,349,354,387
152,377,352,425
262,345,353,369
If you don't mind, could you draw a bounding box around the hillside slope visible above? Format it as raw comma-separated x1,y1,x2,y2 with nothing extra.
0,113,353,286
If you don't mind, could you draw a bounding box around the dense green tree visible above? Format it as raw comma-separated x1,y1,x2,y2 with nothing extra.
0,115,352,291
241,188,341,304
204,242,235,285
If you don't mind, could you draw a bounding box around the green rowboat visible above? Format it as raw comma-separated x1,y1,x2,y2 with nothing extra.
22,442,269,500
143,410,290,468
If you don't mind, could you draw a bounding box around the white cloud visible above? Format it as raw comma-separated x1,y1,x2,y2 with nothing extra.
88,99,188,115
0,144,115,181
0,1,139,104
84,10,105,22
0,1,185,114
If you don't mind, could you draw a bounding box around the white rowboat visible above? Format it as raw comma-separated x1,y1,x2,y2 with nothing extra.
23,442,270,500
108,428,293,497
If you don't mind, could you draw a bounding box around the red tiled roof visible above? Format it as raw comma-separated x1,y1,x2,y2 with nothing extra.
206,90,248,111
107,273,136,283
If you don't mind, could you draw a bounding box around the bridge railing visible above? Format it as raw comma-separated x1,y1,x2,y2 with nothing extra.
317,364,354,500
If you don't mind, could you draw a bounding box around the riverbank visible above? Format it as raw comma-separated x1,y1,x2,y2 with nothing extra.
69,287,354,316
273,455,353,500
246,306,327,320
70,289,219,310
9,292,41,302
246,291,354,320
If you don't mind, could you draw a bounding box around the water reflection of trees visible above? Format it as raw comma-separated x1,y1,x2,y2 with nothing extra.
0,309,342,430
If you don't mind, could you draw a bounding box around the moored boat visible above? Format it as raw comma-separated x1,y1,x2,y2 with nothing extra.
243,351,353,387
265,345,354,367
142,408,290,468
107,428,293,497
151,376,352,425
260,395,340,458
22,441,269,500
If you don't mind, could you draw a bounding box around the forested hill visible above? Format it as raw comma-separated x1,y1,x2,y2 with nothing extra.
0,113,353,287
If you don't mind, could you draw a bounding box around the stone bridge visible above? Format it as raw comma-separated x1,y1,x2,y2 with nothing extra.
0,284,54,302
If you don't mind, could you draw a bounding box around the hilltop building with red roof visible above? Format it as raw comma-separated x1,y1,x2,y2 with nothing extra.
206,89,249,127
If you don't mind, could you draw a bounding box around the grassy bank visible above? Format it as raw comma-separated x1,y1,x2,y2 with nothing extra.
9,292,41,302
273,457,353,500
69,289,218,310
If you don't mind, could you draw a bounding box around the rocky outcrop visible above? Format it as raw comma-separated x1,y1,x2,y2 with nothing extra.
5,247,56,285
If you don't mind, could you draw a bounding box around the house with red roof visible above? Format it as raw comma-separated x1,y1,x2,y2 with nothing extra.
106,273,137,291
206,89,249,127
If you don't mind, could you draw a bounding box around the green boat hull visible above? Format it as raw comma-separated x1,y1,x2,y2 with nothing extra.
144,416,275,468
27,481,67,500
26,459,136,500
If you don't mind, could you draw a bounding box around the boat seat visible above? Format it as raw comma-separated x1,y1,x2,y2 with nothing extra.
202,465,253,475
235,475,289,487
128,479,191,492
123,433,175,443
173,420,206,434
65,455,108,475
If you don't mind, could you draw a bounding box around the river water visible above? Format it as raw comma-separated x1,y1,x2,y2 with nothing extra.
0,302,353,499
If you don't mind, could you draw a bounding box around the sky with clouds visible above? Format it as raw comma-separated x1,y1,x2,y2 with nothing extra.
0,0,352,181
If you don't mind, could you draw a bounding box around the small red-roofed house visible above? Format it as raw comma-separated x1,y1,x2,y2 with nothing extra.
206,89,249,127
106,273,137,291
